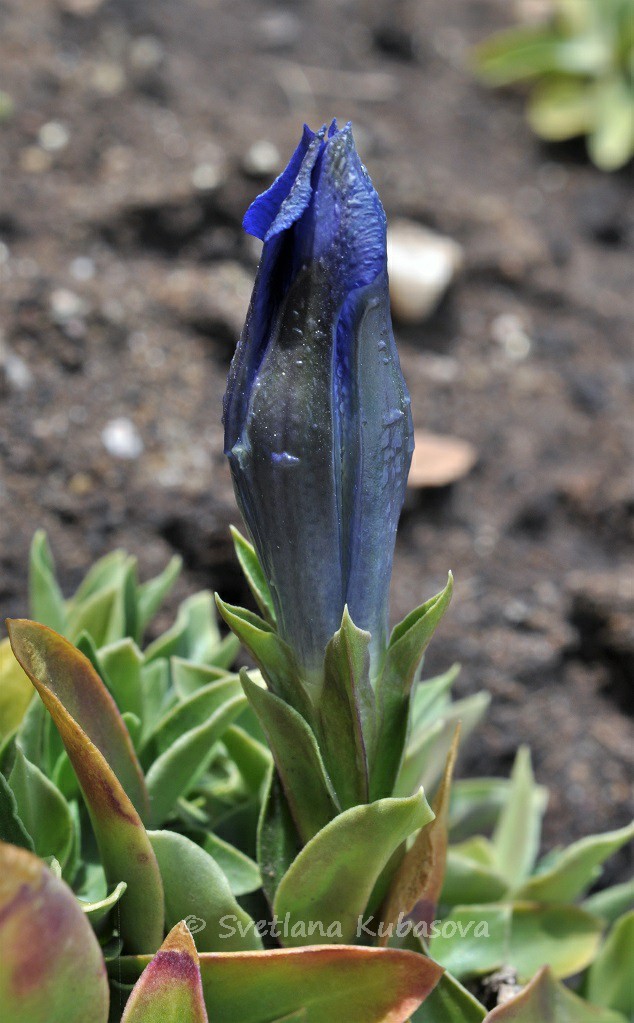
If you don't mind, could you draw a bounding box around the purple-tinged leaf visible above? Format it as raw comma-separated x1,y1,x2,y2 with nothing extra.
121,923,208,1023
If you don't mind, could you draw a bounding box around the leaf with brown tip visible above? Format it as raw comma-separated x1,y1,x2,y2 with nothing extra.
121,923,209,1023
118,945,443,1023
378,725,460,946
7,620,149,819
7,619,164,953
0,840,109,1023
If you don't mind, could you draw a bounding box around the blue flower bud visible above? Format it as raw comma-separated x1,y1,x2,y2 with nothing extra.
224,121,413,681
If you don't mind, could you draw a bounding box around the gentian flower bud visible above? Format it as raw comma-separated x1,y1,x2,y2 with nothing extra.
224,121,413,681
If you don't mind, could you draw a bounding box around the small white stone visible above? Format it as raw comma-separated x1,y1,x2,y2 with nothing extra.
70,256,95,281
101,417,144,459
0,337,34,392
129,35,165,70
38,121,70,152
387,220,464,322
243,139,281,178
191,162,224,191
50,288,87,322
491,313,532,361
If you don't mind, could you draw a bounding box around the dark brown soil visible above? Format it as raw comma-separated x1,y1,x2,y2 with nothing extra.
0,0,632,876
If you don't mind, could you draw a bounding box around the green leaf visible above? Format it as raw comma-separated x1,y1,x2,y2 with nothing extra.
145,691,246,828
492,747,547,889
585,911,634,1016
121,923,209,1023
379,726,461,943
171,657,230,699
28,530,68,634
442,839,509,905
413,970,486,1022
67,556,138,647
118,945,444,1023
0,842,109,1023
429,902,602,982
241,670,339,845
149,676,243,754
7,620,163,953
588,78,634,170
222,724,272,794
449,777,513,841
410,664,461,729
528,77,597,141
97,639,144,720
145,592,224,665
136,555,182,636
372,575,453,800
257,766,301,905
396,692,490,798
9,746,74,873
8,620,150,821
485,965,626,1022
200,832,262,896
230,525,276,625
149,830,263,952
0,768,34,850
0,636,33,740
515,821,634,903
215,597,311,716
139,659,170,741
583,878,634,924
274,790,434,945
473,27,563,85
315,608,376,808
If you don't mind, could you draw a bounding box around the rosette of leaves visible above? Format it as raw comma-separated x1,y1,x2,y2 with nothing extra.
473,0,634,170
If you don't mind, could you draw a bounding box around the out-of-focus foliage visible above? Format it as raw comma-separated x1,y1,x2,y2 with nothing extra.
473,0,634,170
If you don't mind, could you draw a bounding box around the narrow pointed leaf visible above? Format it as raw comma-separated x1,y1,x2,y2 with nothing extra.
583,878,634,924
257,765,302,904
200,832,262,896
0,769,34,850
441,840,508,905
241,670,339,844
7,620,163,953
172,657,231,699
222,724,272,794
8,620,149,821
274,790,434,945
0,841,109,1023
145,692,246,827
98,638,144,720
515,821,634,904
136,555,182,635
149,830,263,952
492,746,547,889
372,575,453,799
585,911,634,1016
216,597,311,716
149,676,243,754
145,592,224,665
231,525,277,624
316,607,376,808
118,945,443,1023
122,922,209,1023
0,637,33,740
28,530,67,634
485,965,626,1022
67,556,138,647
9,746,74,872
379,726,460,944
80,880,128,928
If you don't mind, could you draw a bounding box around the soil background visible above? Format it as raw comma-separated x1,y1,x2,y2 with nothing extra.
0,0,632,877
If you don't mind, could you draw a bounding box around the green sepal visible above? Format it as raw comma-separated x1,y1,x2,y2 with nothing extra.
240,670,339,845
372,574,453,800
230,525,276,625
273,789,434,945
315,607,376,809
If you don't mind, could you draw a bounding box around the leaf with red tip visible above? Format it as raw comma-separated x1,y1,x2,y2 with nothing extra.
7,620,149,819
118,945,443,1023
7,619,164,953
121,923,208,1023
0,840,109,1023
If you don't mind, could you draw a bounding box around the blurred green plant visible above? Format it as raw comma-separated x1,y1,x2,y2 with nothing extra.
473,0,634,170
